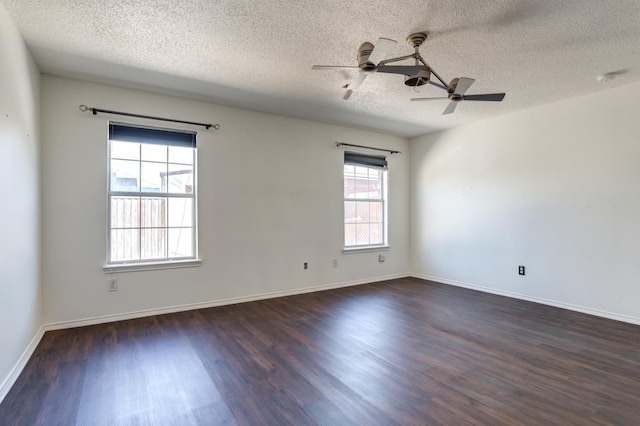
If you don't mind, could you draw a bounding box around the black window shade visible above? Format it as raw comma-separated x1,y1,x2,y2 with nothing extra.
344,151,387,169
109,123,196,147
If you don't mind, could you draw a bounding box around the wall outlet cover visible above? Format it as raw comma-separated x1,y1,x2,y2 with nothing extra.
108,278,118,291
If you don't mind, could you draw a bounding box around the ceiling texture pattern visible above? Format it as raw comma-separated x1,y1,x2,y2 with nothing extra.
3,0,640,137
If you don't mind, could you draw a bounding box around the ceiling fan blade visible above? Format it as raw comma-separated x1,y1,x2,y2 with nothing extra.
462,93,506,102
443,102,458,114
367,38,397,65
347,73,368,91
312,65,359,70
453,77,475,96
343,73,368,99
410,97,449,102
376,65,423,76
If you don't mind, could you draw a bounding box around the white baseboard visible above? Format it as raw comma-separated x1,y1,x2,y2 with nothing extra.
410,273,640,326
0,326,45,404
44,273,409,331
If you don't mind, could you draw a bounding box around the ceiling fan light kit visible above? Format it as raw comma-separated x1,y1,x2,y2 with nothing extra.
312,31,506,114
405,67,431,87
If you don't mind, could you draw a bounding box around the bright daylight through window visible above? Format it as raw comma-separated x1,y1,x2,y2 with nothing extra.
107,123,197,265
344,152,387,248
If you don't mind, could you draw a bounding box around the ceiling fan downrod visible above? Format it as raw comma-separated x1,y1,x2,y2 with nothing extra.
404,32,430,87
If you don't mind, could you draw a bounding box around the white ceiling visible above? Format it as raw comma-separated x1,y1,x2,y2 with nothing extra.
3,0,640,137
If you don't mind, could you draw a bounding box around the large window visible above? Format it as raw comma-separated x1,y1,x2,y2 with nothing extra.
343,152,388,248
107,123,197,265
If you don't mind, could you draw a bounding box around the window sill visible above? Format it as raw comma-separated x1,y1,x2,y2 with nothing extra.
103,259,202,274
342,245,390,254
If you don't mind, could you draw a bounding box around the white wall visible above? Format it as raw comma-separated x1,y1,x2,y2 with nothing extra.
410,81,640,323
41,76,410,325
0,3,41,395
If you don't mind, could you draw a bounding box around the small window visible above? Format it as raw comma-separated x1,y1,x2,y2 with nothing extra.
107,123,197,265
344,152,388,248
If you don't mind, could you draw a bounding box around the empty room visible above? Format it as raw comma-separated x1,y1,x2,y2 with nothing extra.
1,0,640,424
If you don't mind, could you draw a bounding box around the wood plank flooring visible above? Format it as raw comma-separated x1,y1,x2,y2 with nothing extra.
2,277,640,425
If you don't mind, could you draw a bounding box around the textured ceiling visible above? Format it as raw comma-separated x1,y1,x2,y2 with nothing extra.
3,0,640,137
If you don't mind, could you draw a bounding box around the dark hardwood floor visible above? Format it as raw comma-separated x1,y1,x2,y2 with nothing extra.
2,277,640,425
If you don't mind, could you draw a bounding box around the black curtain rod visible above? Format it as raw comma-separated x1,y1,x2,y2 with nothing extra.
336,142,401,154
79,105,220,130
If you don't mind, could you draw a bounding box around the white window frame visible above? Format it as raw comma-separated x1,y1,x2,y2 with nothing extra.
343,154,389,251
104,122,200,272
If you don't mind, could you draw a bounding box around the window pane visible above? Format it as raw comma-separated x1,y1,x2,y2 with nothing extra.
111,141,139,160
344,201,356,223
141,228,166,259
370,201,383,222
110,196,140,229
356,223,371,246
140,161,167,193
355,166,369,180
370,224,383,245
368,169,382,199
141,197,167,228
345,224,356,246
356,201,370,222
110,159,140,192
167,165,194,194
169,228,193,258
141,143,167,163
110,229,140,261
344,176,357,198
168,198,193,227
169,146,194,165
355,167,372,199
344,165,356,198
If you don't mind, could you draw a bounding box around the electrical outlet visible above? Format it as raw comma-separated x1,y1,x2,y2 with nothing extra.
379,254,385,263
332,259,338,268
304,262,308,270
518,266,525,276
108,278,118,292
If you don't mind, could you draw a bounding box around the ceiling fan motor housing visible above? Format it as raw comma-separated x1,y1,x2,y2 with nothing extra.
405,67,431,86
358,42,376,70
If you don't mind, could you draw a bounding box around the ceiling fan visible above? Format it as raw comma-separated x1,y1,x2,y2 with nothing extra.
312,32,506,113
